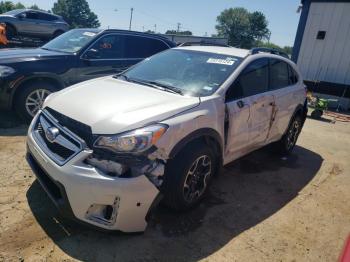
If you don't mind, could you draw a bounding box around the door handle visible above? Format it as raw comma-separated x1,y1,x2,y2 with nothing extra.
237,100,245,108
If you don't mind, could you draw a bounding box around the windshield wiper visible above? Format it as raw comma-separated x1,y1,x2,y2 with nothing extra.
143,81,184,96
115,75,184,96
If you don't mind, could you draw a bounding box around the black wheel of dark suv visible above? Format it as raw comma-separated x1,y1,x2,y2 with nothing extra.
162,142,216,211
275,115,303,155
15,81,57,123
5,24,16,38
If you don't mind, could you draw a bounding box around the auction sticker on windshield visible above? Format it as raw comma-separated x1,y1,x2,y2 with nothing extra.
207,57,237,65
83,32,97,37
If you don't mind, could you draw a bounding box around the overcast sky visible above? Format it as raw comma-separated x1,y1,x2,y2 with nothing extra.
18,0,301,47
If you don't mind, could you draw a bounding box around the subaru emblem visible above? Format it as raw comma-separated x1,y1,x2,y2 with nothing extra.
45,127,59,143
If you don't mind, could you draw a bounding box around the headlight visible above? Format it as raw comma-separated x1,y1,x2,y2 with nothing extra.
94,124,168,153
0,66,15,77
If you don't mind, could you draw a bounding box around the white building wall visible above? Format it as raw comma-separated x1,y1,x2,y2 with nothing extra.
298,2,350,85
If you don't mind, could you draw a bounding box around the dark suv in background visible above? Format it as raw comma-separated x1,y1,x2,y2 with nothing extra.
0,9,69,39
0,28,175,121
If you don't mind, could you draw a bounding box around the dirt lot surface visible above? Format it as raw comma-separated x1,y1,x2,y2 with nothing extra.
0,111,349,262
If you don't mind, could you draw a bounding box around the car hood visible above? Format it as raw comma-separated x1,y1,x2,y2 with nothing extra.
0,48,69,63
44,76,201,134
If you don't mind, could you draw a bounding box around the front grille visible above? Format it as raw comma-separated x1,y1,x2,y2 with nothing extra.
32,110,85,165
37,122,75,159
45,107,94,147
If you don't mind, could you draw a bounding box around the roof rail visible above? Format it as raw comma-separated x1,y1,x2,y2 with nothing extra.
178,41,230,47
250,47,290,59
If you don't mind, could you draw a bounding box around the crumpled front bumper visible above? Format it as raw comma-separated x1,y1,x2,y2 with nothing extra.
26,129,160,232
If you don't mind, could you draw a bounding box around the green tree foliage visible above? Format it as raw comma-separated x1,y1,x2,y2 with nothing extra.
28,4,40,10
255,40,293,55
165,30,192,36
216,7,270,48
0,1,25,13
52,0,100,28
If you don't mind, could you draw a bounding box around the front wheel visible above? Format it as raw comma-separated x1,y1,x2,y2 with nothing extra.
15,82,57,123
5,24,16,38
162,143,216,210
274,115,303,155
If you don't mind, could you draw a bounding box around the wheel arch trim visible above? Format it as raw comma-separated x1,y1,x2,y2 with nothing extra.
168,128,223,159
283,100,308,136
10,73,65,108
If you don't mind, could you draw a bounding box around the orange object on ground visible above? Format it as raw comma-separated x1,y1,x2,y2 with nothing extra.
0,23,9,45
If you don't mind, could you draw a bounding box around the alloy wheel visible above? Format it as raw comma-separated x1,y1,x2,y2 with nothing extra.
25,89,51,117
286,120,300,150
183,155,212,203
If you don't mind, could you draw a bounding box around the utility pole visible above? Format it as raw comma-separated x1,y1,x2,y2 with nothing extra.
177,23,181,33
154,24,157,33
129,8,134,30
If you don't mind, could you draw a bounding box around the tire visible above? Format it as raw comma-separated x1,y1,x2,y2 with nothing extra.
311,109,323,119
161,142,216,211
274,115,303,155
15,81,57,123
53,30,64,39
5,24,16,38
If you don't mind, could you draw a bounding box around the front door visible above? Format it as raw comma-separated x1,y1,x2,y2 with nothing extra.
74,34,138,84
20,11,43,35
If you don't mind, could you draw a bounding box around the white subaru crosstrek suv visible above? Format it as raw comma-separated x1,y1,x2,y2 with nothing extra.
26,46,307,232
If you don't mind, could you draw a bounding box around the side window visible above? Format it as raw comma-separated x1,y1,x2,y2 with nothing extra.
89,34,125,59
39,13,57,21
25,11,39,20
269,59,289,89
125,35,168,58
146,38,168,56
226,58,269,101
288,65,299,85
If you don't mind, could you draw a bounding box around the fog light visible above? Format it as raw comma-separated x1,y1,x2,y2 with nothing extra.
85,197,120,226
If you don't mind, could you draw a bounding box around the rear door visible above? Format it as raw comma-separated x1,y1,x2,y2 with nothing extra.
225,58,274,159
267,58,301,141
37,13,59,35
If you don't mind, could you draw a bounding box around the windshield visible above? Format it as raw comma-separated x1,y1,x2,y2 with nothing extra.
121,49,242,96
3,9,24,15
42,29,100,53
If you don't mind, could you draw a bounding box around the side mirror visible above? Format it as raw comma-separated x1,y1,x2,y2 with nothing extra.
18,13,26,19
84,49,100,59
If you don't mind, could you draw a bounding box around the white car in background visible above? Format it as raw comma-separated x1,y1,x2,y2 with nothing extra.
26,46,307,232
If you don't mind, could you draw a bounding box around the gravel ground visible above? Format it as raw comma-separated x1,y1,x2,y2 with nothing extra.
0,110,349,262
